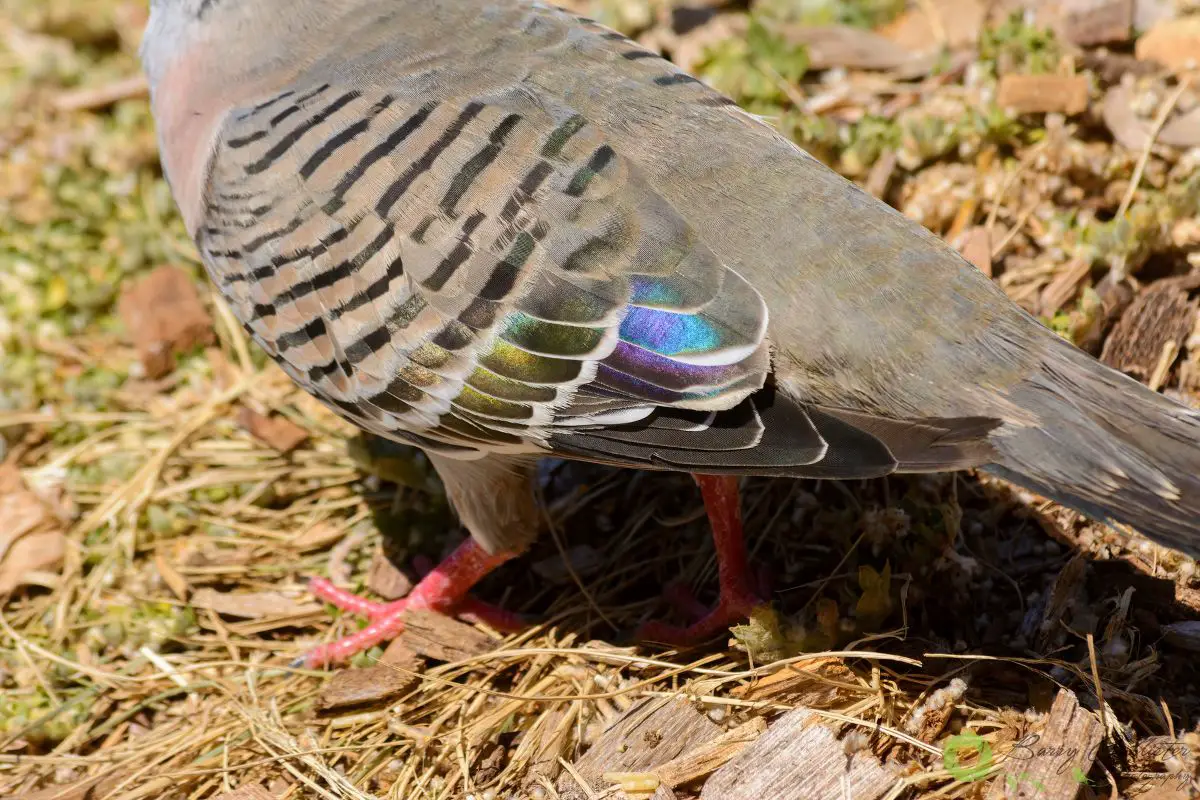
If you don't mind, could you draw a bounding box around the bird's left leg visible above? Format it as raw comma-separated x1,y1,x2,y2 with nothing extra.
296,453,539,668
637,474,771,645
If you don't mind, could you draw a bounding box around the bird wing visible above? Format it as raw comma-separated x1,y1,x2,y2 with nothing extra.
197,47,995,476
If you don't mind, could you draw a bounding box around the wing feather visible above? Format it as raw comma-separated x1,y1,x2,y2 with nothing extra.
198,69,997,474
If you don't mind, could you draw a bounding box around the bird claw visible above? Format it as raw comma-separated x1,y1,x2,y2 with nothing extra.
635,591,771,646
636,559,774,646
295,539,520,668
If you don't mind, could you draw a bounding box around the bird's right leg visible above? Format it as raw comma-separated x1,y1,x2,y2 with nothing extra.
637,474,771,644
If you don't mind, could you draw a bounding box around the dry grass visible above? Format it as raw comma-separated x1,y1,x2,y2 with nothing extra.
2,1,1200,798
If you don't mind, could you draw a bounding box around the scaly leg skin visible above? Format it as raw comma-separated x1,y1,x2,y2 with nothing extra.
636,474,771,645
297,538,520,668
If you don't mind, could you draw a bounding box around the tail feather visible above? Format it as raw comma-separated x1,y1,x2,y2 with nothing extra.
987,335,1200,557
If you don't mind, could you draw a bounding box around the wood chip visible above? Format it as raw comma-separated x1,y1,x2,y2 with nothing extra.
213,785,281,800
1160,105,1200,148
1101,277,1199,383
730,656,857,706
380,637,424,668
190,588,322,620
879,0,986,52
996,74,1090,116
1103,84,1155,150
318,663,419,710
557,698,722,800
1135,16,1200,71
957,226,993,276
1055,0,1133,46
472,740,510,785
367,548,414,600
0,465,67,596
397,608,499,662
523,704,578,785
985,689,1103,799
779,24,918,71
700,709,895,800
1103,83,1200,150
118,265,215,379
654,717,768,788
236,407,309,453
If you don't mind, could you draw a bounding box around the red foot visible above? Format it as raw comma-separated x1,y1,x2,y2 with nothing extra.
636,474,772,646
297,539,519,668
637,591,768,644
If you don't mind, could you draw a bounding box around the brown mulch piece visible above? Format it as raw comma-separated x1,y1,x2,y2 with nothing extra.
1135,16,1200,71
1101,275,1200,388
781,24,919,71
699,708,896,800
366,547,414,600
957,226,994,276
654,717,769,790
557,697,722,799
0,463,67,595
996,74,1091,116
317,662,420,711
396,608,500,662
236,407,310,453
1054,0,1133,46
117,264,215,379
984,689,1104,799
1038,259,1094,317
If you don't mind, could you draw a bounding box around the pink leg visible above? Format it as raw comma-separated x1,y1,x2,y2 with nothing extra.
298,539,518,667
637,474,769,645
309,578,405,619
409,554,527,632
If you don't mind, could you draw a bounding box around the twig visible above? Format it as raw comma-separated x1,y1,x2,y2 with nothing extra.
1116,76,1193,222
53,75,149,112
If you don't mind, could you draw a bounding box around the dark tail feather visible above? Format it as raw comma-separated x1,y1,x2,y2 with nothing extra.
986,336,1200,557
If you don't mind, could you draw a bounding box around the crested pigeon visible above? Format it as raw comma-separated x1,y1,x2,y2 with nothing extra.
141,0,1200,667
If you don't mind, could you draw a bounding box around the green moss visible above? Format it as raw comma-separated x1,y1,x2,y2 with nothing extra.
84,601,200,652
0,688,93,746
695,16,809,112
978,13,1063,76
1076,173,1200,275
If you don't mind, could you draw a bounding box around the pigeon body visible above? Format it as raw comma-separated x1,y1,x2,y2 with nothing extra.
143,0,1200,601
